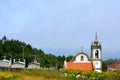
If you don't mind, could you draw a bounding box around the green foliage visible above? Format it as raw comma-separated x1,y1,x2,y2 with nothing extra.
0,36,68,68
105,58,120,65
102,61,108,72
61,70,120,80
66,55,74,61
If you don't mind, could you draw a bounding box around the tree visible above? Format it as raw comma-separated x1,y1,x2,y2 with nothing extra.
66,55,74,61
102,61,108,72
2,35,7,44
0,36,70,68
0,40,4,59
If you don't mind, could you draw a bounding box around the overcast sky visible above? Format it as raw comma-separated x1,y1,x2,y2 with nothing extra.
0,0,120,59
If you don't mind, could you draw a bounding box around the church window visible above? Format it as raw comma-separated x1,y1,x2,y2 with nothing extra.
95,50,99,58
81,56,84,61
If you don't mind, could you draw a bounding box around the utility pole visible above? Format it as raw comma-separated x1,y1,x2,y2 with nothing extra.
21,45,26,61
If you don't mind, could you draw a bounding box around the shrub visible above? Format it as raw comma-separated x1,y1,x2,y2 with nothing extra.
61,70,120,80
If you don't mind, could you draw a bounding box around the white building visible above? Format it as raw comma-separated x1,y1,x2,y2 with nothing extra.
28,59,40,69
64,33,102,72
0,57,40,69
0,56,11,68
11,59,25,68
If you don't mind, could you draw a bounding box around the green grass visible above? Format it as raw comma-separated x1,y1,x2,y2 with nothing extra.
1,69,120,80
0,69,68,80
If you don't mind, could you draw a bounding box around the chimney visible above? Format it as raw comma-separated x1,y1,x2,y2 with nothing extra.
24,59,25,63
13,59,15,63
3,56,6,60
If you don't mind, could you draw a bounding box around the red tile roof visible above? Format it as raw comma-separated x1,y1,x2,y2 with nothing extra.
109,61,120,69
66,62,94,71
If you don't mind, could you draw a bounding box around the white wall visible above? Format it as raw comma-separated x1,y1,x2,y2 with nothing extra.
28,64,40,69
93,61,101,68
93,49,101,59
11,63,25,68
0,61,11,67
74,54,89,62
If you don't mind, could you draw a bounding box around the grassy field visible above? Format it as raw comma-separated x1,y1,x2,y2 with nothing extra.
1,69,120,80
62,70,120,80
0,69,68,80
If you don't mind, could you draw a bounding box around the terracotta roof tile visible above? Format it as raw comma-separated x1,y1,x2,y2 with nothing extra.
109,61,120,69
66,62,94,71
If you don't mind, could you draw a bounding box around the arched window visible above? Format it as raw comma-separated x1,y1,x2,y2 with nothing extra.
81,56,84,61
95,50,99,58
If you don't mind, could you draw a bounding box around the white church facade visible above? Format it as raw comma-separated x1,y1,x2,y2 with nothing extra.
64,33,102,72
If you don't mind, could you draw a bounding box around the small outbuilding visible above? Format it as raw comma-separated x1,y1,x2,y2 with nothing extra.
28,59,40,69
11,59,25,69
0,56,11,68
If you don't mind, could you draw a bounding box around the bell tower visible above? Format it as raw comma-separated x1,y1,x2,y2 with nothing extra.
91,33,102,72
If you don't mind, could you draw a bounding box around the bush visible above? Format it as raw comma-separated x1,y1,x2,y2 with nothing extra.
61,70,120,80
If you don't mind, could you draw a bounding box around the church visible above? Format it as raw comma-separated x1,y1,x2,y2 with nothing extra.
64,33,102,72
